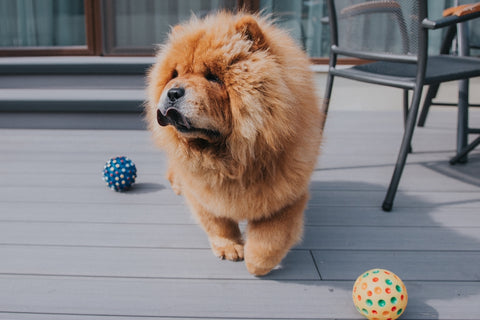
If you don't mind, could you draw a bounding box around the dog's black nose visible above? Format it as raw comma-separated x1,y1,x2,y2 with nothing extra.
167,87,185,102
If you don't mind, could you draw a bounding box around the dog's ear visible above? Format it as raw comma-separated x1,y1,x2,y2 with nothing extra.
235,16,268,51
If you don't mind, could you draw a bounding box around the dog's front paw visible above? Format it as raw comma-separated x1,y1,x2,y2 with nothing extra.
210,237,244,261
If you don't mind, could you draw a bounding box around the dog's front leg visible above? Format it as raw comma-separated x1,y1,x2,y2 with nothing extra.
186,194,244,261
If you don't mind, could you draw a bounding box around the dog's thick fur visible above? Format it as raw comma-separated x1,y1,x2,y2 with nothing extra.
146,12,322,276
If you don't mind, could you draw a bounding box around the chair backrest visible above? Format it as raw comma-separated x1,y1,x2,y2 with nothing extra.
327,0,428,63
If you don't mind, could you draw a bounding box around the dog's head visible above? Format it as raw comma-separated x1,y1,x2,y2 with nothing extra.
147,12,310,164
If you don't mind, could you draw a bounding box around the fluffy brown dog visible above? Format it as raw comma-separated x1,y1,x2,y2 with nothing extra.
146,12,322,276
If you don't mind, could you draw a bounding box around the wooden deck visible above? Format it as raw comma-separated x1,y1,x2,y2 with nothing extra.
1,87,480,319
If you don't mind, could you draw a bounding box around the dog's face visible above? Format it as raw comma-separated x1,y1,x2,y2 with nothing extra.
147,13,304,165
155,58,231,141
148,14,276,147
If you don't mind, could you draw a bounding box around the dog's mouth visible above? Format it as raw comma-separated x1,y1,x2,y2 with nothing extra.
157,108,221,138
157,107,191,131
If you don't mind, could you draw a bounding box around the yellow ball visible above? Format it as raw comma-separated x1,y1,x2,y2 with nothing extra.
353,269,408,320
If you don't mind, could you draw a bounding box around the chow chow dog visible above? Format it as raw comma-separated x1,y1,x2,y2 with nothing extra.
146,12,322,276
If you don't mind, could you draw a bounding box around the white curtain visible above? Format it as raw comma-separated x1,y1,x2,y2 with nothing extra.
0,0,85,47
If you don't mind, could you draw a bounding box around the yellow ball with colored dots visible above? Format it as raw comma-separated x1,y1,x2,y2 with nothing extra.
353,269,408,320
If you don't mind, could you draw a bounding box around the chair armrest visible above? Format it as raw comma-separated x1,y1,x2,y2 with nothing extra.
422,2,480,29
443,2,480,17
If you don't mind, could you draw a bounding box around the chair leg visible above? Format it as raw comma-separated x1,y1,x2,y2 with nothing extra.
417,84,440,127
320,73,335,131
382,86,423,212
450,136,480,165
403,90,412,153
456,79,469,163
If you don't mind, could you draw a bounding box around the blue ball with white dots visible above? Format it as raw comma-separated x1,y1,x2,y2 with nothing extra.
103,156,137,191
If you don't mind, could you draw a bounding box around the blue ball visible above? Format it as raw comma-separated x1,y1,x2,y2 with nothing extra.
103,156,137,191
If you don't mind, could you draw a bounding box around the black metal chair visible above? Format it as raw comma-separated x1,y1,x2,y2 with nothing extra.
322,0,480,211
417,2,480,164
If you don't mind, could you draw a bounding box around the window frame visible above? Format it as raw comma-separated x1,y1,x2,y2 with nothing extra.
0,0,101,57
0,0,364,64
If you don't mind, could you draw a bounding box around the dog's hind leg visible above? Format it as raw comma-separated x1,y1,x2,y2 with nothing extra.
244,192,308,276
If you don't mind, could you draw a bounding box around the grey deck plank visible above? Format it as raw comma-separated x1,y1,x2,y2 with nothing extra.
309,189,480,209
0,87,144,98
312,159,480,192
0,315,197,320
302,225,480,251
0,276,355,319
2,202,479,228
305,206,480,227
0,275,479,319
313,250,480,281
0,56,154,74
1,243,477,282
1,187,479,208
0,245,319,281
0,113,147,130
0,221,479,251
0,203,193,225
0,221,209,249
0,186,183,205
2,159,479,192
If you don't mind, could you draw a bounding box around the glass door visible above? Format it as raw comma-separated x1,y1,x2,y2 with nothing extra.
101,0,238,55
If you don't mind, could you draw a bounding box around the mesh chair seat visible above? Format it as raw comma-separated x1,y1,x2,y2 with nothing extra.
332,55,480,89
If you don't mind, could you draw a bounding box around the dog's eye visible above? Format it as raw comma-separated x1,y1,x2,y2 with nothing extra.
171,69,178,79
205,71,221,83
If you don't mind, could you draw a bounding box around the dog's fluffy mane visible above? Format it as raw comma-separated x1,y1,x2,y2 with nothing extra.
146,11,322,191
